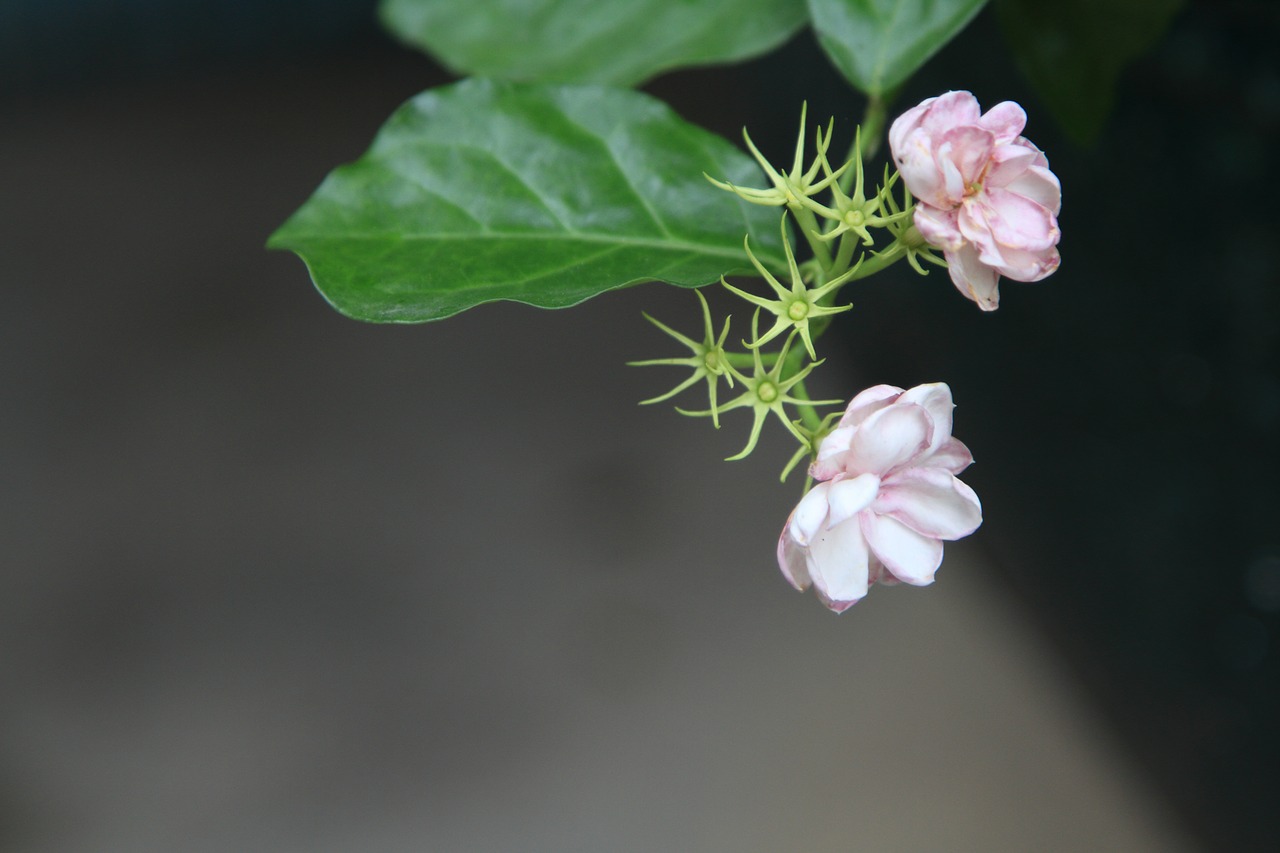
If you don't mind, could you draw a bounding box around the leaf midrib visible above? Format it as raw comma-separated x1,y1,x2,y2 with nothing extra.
282,229,785,266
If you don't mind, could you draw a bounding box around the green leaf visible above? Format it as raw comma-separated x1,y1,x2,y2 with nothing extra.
378,0,809,87
994,0,1184,146
268,79,787,323
807,0,989,96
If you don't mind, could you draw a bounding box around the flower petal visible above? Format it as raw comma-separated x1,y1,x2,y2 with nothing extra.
978,100,1026,143
914,204,964,252
918,91,981,137
984,142,1038,188
825,473,881,527
807,515,872,607
945,245,1001,311
776,526,811,592
861,513,944,586
850,402,932,475
971,187,1060,253
924,436,974,474
992,244,1060,282
898,383,954,456
1005,164,1061,215
939,125,995,193
788,481,832,546
887,97,933,157
894,128,949,209
874,467,982,540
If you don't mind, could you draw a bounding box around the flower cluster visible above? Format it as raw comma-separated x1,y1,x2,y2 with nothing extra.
777,383,982,612
635,92,1058,612
889,91,1062,310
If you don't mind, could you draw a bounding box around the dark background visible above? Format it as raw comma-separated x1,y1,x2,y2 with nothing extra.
2,1,1276,850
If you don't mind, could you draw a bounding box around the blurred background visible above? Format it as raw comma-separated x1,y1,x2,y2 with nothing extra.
1,1,1276,850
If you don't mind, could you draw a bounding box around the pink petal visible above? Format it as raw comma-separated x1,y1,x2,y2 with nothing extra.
807,515,871,607
978,101,1026,143
939,125,995,194
945,245,1001,311
887,98,933,158
776,526,811,592
992,243,1060,282
978,187,1060,251
840,384,905,427
1005,165,1061,215
918,91,982,137
924,436,974,474
874,468,983,540
894,128,949,209
898,383,955,456
861,512,944,586
984,143,1039,188
850,402,932,475
913,204,963,251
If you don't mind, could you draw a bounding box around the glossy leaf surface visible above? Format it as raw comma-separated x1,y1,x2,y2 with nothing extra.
379,0,809,86
269,79,786,323
807,0,988,96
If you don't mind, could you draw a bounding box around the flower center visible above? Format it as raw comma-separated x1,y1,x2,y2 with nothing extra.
756,380,778,403
787,301,809,321
704,350,721,372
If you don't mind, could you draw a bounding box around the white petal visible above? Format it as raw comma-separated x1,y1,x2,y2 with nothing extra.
825,474,881,527
924,437,974,474
874,468,982,540
861,513,944,586
839,385,904,427
808,516,871,606
788,481,832,546
850,402,932,475
899,383,954,456
945,245,1000,311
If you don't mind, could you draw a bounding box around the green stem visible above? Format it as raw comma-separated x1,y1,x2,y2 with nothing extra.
788,203,833,272
831,232,858,277
845,241,905,281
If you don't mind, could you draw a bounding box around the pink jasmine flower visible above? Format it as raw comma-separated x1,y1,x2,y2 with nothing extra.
777,383,982,612
889,91,1061,311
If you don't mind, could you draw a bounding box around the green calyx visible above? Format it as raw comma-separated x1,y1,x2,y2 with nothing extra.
778,409,844,484
629,289,734,429
704,103,847,210
879,176,946,276
679,312,841,462
721,216,856,361
799,128,912,248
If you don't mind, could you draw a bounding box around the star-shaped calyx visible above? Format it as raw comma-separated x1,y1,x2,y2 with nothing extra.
879,174,946,276
721,216,857,360
704,103,847,209
629,290,734,428
798,128,912,247
678,313,841,461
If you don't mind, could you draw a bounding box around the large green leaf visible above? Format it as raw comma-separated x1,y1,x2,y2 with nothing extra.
994,0,1184,146
269,79,786,323
378,0,809,86
807,0,988,96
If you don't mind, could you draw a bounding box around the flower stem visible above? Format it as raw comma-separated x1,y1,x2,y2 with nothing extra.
788,204,833,273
